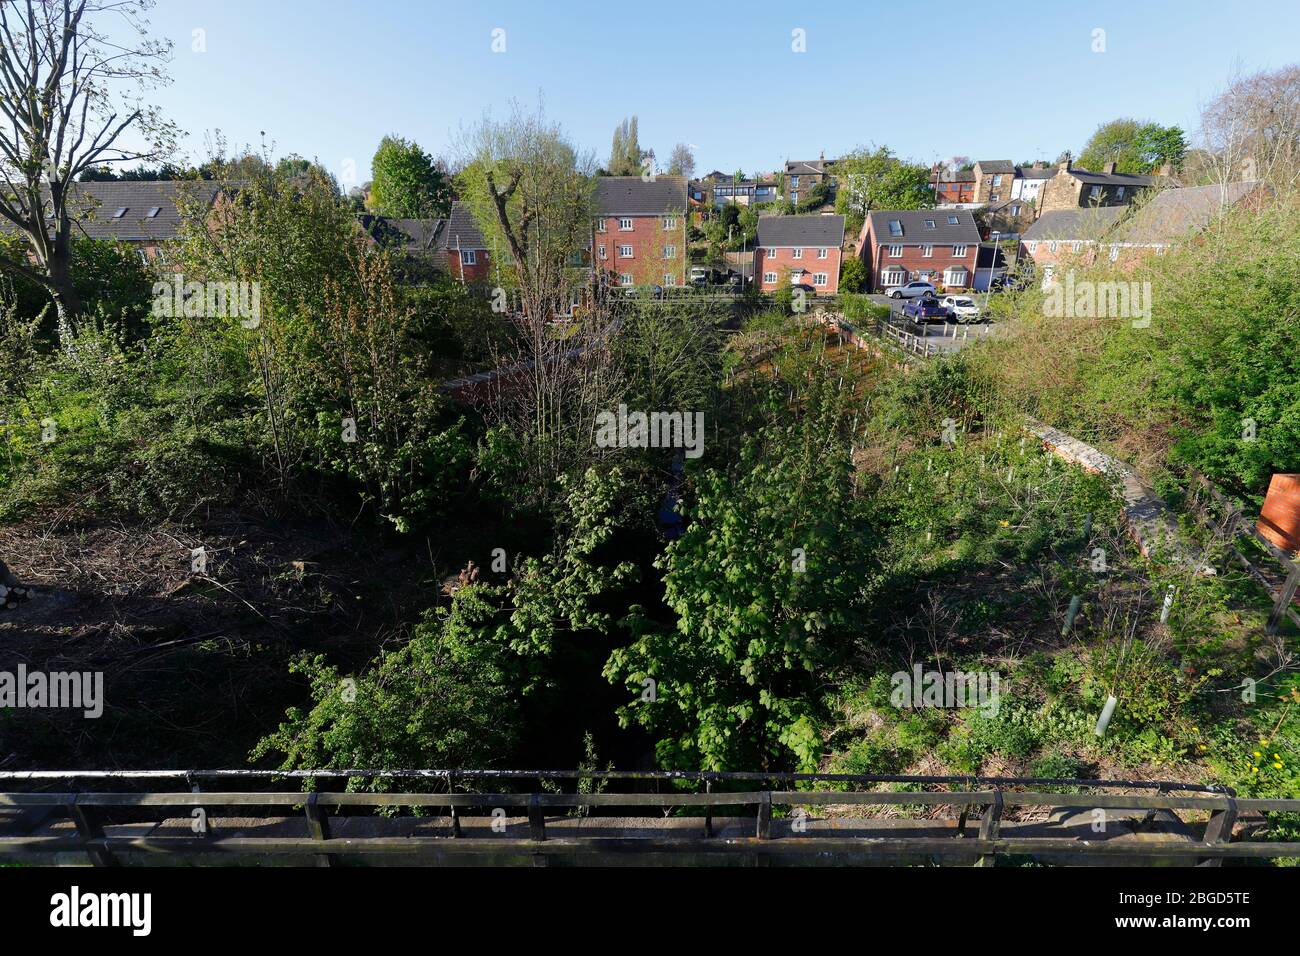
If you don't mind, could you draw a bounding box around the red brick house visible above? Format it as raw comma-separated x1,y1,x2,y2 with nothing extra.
593,176,688,288
858,209,980,293
755,214,845,295
440,201,492,282
931,165,976,204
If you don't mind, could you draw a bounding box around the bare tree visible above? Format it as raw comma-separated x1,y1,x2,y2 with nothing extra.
457,103,618,497
1196,64,1300,191
668,142,695,180
0,0,175,342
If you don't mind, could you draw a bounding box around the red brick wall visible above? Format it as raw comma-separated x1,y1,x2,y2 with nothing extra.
860,220,977,291
447,248,492,283
756,245,842,294
592,214,687,287
934,181,975,203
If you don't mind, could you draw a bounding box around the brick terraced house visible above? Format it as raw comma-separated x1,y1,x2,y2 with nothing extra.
857,209,981,293
755,214,845,295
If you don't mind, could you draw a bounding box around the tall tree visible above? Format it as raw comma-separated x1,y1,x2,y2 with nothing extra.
367,135,450,218
667,143,695,180
0,0,176,343
607,115,642,176
1077,118,1186,173
1196,65,1300,189
833,145,931,230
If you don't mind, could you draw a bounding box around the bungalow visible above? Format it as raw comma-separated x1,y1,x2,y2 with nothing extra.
593,175,688,288
858,209,981,293
755,214,845,295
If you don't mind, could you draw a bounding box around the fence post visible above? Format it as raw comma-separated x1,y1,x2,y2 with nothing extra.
528,793,546,842
975,791,1003,867
704,778,713,838
68,796,115,867
756,791,772,839
1266,561,1300,634
304,792,334,867
1199,796,1238,867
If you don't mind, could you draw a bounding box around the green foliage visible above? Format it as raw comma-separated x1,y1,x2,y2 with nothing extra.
1077,118,1187,173
367,135,450,218
838,257,867,294
834,145,932,232
606,385,876,772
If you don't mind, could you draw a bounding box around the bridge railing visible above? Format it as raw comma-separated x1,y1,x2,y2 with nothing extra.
1,770,1296,866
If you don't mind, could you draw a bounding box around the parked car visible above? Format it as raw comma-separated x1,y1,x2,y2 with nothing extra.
689,267,710,286
940,295,983,323
901,296,950,322
888,281,937,299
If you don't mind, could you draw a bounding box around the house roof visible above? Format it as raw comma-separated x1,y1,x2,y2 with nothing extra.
1107,181,1262,245
786,159,829,176
1021,206,1126,241
756,213,845,247
0,180,227,242
1016,166,1058,180
595,176,687,216
939,169,976,183
359,214,445,251
1067,167,1162,187
440,201,487,251
866,209,981,244
975,160,1015,174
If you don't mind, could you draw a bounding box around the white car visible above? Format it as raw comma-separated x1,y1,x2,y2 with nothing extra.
888,281,936,299
941,295,983,323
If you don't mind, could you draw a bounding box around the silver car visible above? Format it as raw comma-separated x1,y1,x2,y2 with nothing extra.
888,281,937,299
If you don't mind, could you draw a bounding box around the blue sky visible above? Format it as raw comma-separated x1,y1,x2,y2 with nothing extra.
121,0,1300,182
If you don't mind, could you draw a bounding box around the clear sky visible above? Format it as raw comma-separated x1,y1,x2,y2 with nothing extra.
119,0,1300,183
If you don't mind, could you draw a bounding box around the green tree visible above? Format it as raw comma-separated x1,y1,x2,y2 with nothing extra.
368,135,451,218
838,256,867,293
834,146,932,232
606,384,875,771
1077,119,1186,173
608,116,643,176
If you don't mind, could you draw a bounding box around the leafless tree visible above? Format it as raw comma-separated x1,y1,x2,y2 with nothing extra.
1196,64,1300,191
0,0,175,343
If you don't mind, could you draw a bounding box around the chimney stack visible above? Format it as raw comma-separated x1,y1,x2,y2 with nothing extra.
1103,161,1117,175
1058,152,1071,172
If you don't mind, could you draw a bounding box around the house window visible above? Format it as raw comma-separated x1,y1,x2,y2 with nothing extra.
924,219,936,229
763,271,777,283
888,219,903,236
597,219,606,232
817,248,828,259
1072,241,1082,253
947,215,959,224
990,193,999,202
1089,185,1102,200
1048,241,1059,253
619,218,634,230
992,174,1003,187
921,244,933,258
767,247,779,259
881,268,906,286
620,273,634,285
619,245,633,258
813,272,828,286
598,244,607,259
790,192,798,204
791,176,799,187
888,244,903,257
662,244,676,258
1109,245,1120,262
462,250,477,265
792,248,802,259
1026,241,1038,252
1011,204,1020,216
952,245,968,257
662,216,677,229
664,273,676,285
943,266,968,286
1116,186,1125,199
146,207,161,218
113,207,128,218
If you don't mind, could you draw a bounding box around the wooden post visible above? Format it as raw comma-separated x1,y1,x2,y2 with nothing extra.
975,791,1002,867
1199,797,1238,868
67,797,115,867
528,793,546,842
1267,561,1300,634
703,779,713,838
756,791,772,839
304,792,334,867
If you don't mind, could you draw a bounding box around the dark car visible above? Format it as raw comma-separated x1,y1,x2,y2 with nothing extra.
901,295,951,322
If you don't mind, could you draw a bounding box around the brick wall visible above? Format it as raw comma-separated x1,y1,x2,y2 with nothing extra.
860,221,978,292
592,213,687,287
756,245,842,294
